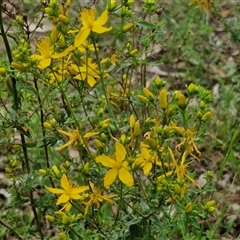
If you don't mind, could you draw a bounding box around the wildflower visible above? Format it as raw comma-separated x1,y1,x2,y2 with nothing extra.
72,58,102,87
83,182,117,214
170,124,201,160
45,174,89,205
189,0,213,11
101,52,119,65
74,8,112,47
56,128,98,151
96,141,134,189
134,147,161,176
77,40,95,53
31,38,54,69
167,148,200,188
56,129,80,151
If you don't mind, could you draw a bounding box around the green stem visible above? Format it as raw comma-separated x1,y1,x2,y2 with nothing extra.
91,36,120,135
216,124,240,183
0,218,24,240
0,0,18,110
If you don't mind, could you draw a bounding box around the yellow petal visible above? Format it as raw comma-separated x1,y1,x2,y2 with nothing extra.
115,142,126,163
118,167,134,187
38,58,51,69
45,186,65,194
57,194,69,205
84,132,98,138
52,45,76,59
74,27,91,47
56,139,75,151
92,25,112,34
70,193,81,200
71,186,89,194
81,8,96,26
94,9,108,26
96,156,116,168
61,174,70,191
57,129,73,137
104,168,118,189
87,75,97,87
143,161,152,176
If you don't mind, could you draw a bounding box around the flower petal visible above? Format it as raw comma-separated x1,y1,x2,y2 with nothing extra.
96,155,116,168
94,9,108,26
71,186,89,194
52,45,76,59
87,75,97,87
115,142,126,163
61,174,70,191
56,138,75,151
38,58,51,69
104,168,118,189
143,161,152,176
56,194,69,205
74,27,91,47
118,167,134,187
45,186,64,194
92,25,112,34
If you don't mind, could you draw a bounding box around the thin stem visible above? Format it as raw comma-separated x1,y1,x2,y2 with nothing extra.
0,218,24,240
0,0,18,110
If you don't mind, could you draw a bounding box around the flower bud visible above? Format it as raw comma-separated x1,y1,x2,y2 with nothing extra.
45,215,55,222
43,122,52,129
58,232,66,240
39,169,47,175
94,139,104,149
143,87,154,102
130,114,135,128
5,167,12,174
159,88,168,110
0,67,7,75
175,91,187,110
205,200,216,208
83,162,90,174
11,62,27,71
130,49,138,55
49,118,57,127
202,111,211,121
133,120,140,136
50,26,58,43
138,95,148,103
185,202,193,214
44,7,52,15
122,23,134,32
58,14,70,24
52,165,60,177
154,76,166,88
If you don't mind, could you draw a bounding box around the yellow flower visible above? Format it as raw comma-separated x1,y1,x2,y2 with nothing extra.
56,128,98,151
77,40,95,52
171,124,201,160
31,38,53,69
134,147,161,176
56,129,80,151
83,182,117,214
166,148,200,188
45,174,89,205
73,58,101,87
74,8,112,47
189,0,213,11
96,142,134,189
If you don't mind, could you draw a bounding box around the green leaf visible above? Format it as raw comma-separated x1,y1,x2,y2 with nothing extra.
136,21,156,29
